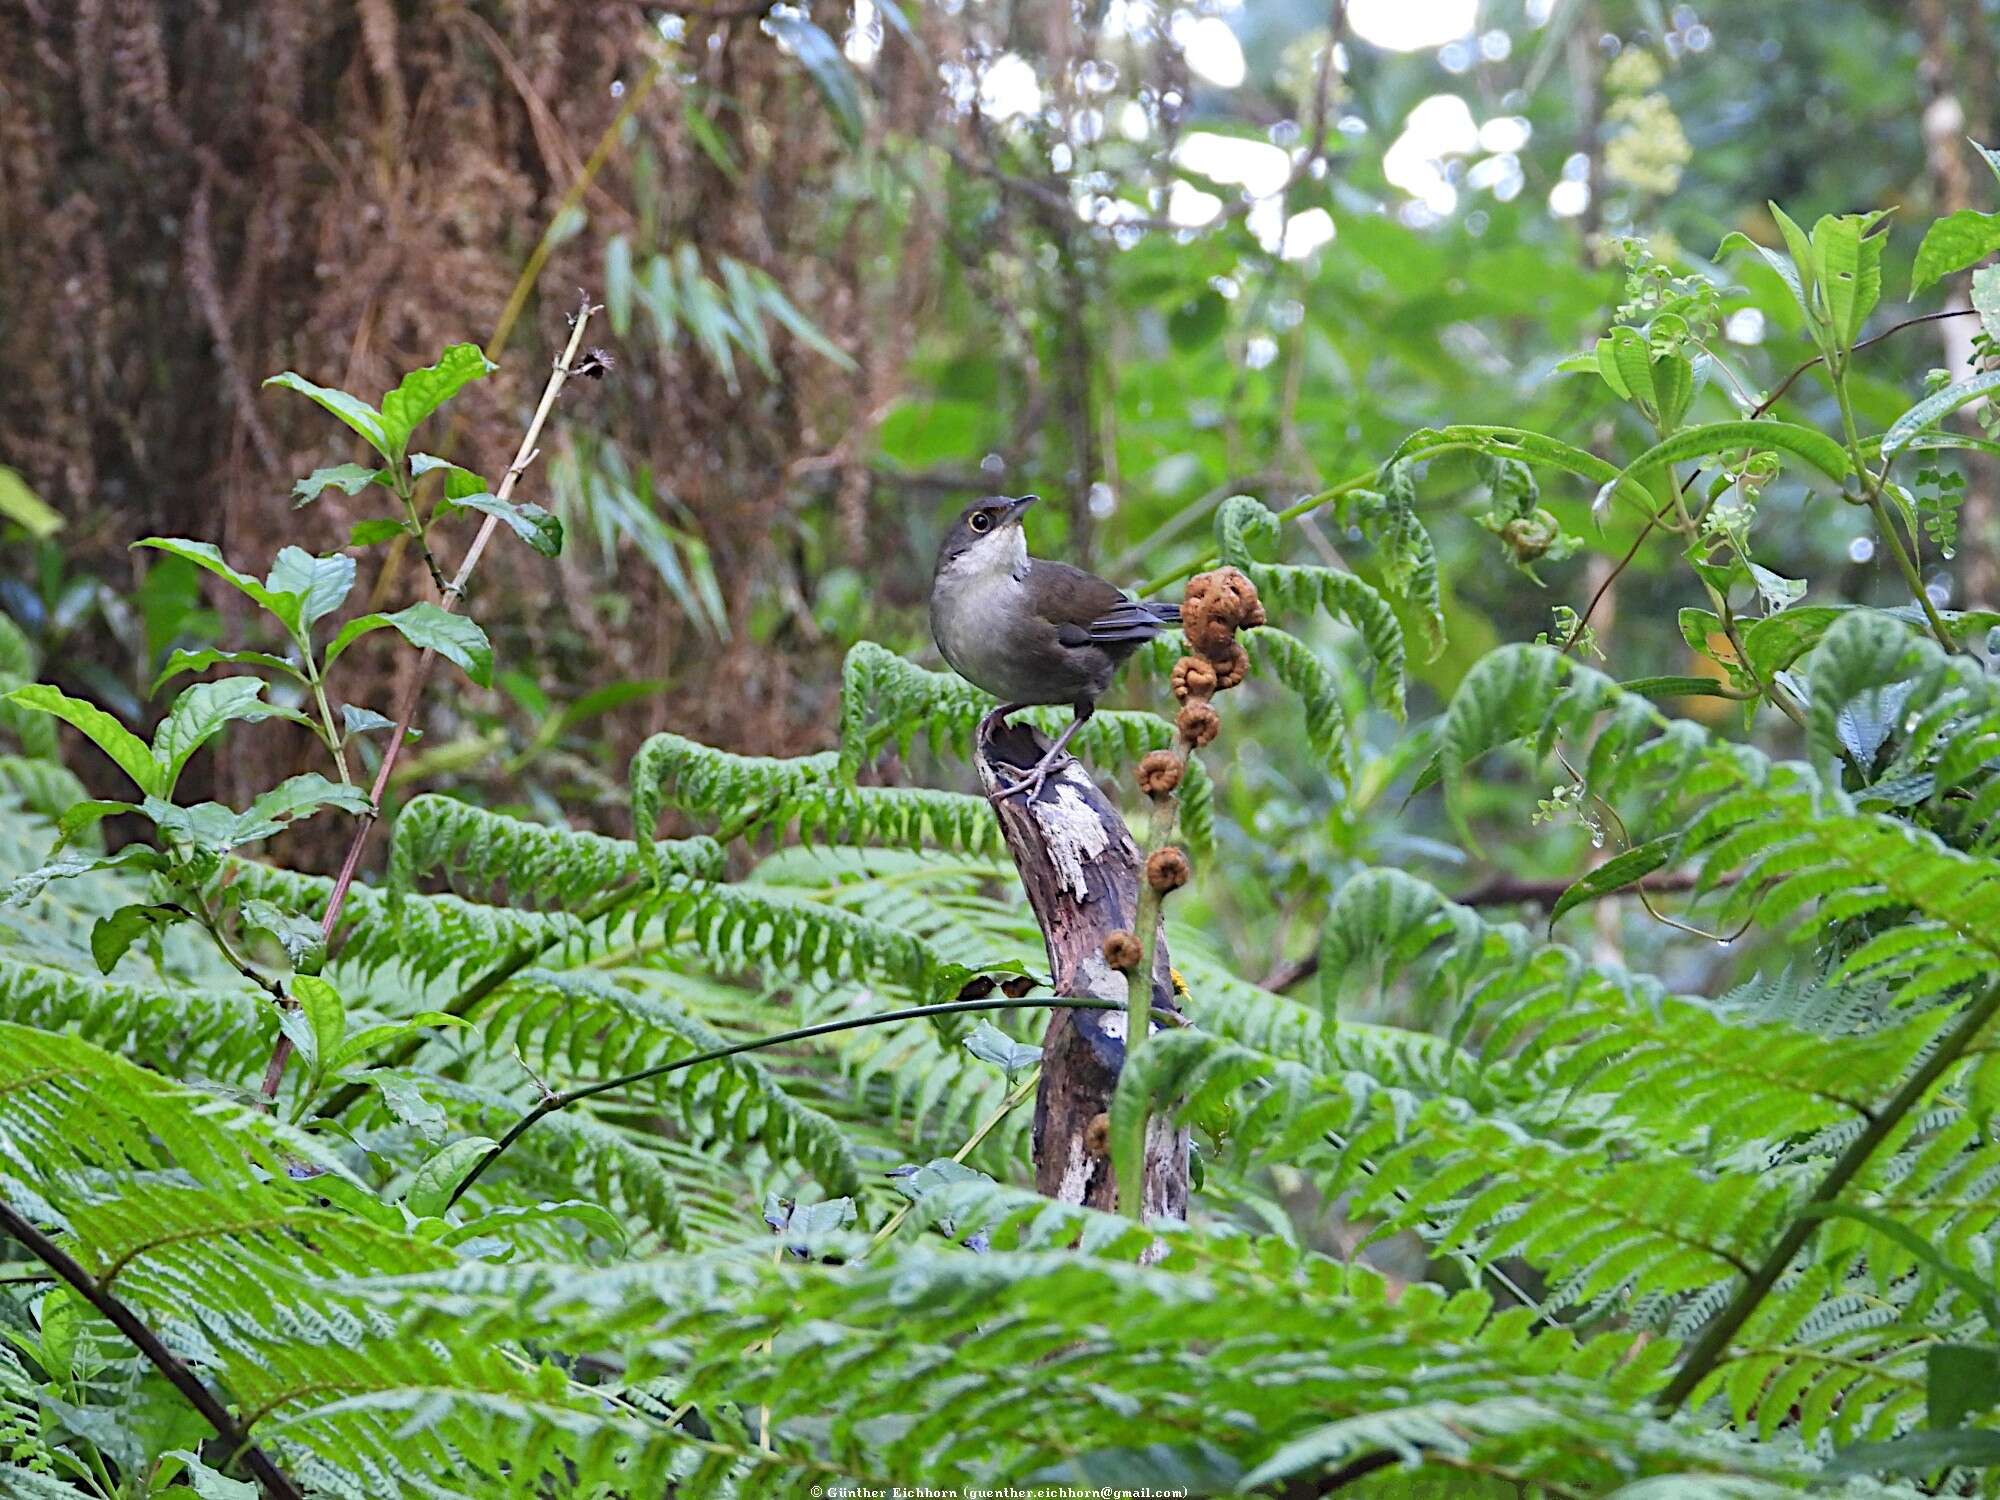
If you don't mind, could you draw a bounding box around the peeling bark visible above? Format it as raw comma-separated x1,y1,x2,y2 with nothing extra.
974,720,1189,1221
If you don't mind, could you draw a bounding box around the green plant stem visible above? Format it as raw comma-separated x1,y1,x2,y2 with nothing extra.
300,652,351,786
262,295,598,1103
0,1199,304,1500
864,1066,1042,1255
445,996,1181,1211
1656,977,2000,1414
1831,359,1957,652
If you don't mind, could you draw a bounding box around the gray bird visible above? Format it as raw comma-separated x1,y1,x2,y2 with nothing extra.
930,495,1180,801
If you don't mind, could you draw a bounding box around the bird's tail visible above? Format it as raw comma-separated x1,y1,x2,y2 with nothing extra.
1150,601,1182,624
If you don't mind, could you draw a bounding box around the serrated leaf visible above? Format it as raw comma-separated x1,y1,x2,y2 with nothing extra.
6,683,162,795
444,493,564,557
1619,420,1852,495
263,371,391,459
378,344,496,460
287,974,346,1081
407,1137,497,1217
1911,208,2000,293
437,1199,628,1253
162,1452,256,1500
293,464,388,506
1749,562,1806,613
1825,1428,2000,1476
1812,209,1888,347
1618,675,1735,699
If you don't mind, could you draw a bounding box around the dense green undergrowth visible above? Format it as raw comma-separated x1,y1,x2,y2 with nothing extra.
5,191,2000,1498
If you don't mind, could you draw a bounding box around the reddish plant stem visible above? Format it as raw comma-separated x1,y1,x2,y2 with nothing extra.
260,294,599,1101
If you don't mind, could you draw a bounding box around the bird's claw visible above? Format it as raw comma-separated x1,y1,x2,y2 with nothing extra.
989,756,1059,803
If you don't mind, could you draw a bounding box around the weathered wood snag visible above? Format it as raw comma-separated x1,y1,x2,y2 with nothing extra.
976,721,1190,1220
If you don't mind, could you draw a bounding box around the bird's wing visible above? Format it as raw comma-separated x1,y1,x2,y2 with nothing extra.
1036,562,1178,647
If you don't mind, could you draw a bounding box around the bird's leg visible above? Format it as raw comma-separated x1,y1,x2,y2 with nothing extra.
976,701,1028,743
991,700,1092,803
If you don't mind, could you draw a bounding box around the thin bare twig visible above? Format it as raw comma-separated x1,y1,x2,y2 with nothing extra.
260,294,600,1101
0,1200,303,1500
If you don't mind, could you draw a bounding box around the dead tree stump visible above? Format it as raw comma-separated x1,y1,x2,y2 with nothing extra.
976,720,1190,1221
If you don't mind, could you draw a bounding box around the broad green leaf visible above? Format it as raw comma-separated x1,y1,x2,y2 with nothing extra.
290,974,347,1081
443,493,564,558
1549,837,1678,926
241,898,327,975
132,537,305,634
764,12,863,144
152,678,304,796
1769,201,1821,326
325,1012,468,1074
340,703,399,738
1881,368,2000,458
53,798,138,851
963,1021,1042,1082
1385,424,1648,510
152,647,302,693
1910,208,2000,293
378,344,496,459
2,845,166,906
327,603,493,685
409,452,488,500
0,464,61,538
161,1452,256,1500
350,517,410,546
294,464,389,506
6,683,162,796
1928,1344,2000,1430
1740,605,1847,677
263,371,391,458
265,547,356,629
1618,420,1852,489
1825,1428,2000,1477
1975,264,2000,342
407,1137,497,1217
1811,209,1889,347
1719,229,1808,324
231,773,372,845
435,1199,627,1253
90,903,181,974
1618,675,1735,699
1603,327,1659,417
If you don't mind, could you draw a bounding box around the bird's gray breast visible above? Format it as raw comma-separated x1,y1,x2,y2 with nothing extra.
932,571,1102,705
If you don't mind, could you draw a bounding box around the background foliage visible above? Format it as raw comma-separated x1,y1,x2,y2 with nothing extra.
6,0,2000,1495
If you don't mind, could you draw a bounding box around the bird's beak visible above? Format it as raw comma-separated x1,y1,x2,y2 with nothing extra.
1003,495,1039,524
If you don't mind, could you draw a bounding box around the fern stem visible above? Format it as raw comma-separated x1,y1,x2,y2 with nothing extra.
262,293,599,1103
447,996,1179,1212
864,1066,1042,1255
0,1199,303,1500
1655,977,2000,1414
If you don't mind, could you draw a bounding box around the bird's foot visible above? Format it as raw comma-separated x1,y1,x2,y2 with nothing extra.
989,749,1066,804
975,703,1021,744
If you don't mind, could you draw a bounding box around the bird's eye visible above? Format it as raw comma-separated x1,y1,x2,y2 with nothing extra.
969,511,992,533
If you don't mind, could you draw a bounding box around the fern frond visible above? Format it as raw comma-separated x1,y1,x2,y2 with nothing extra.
389,792,722,911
